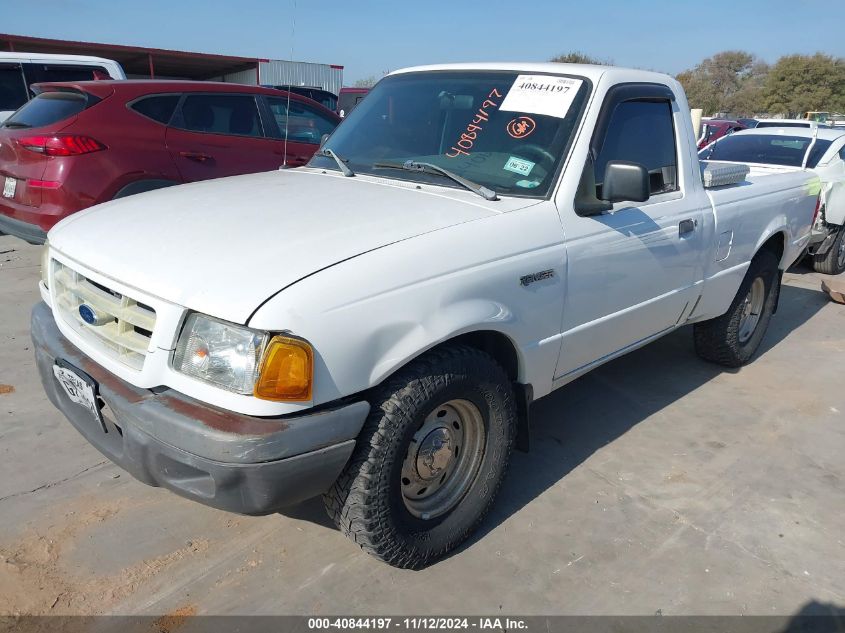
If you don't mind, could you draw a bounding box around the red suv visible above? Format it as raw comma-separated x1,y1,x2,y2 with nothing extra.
0,80,340,243
697,119,746,150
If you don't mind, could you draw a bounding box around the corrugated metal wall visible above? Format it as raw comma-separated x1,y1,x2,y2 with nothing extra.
259,61,343,95
213,68,259,85
213,61,343,95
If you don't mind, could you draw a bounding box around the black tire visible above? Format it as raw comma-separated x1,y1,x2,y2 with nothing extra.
694,249,780,367
323,345,517,569
812,226,845,275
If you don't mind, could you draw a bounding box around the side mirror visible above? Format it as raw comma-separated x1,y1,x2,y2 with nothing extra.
319,133,330,148
602,161,650,204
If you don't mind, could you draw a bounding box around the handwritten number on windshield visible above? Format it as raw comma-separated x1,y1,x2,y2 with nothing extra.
446,88,502,158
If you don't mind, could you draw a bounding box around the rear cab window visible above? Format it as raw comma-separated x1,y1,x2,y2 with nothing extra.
173,94,264,137
0,63,29,112
2,90,93,129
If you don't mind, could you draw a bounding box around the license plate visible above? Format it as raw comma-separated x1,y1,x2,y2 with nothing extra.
53,360,107,432
2,176,16,199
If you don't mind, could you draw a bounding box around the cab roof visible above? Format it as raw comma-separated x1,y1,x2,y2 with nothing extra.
389,62,677,87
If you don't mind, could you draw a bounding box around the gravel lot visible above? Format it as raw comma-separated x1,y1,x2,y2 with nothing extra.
0,233,843,617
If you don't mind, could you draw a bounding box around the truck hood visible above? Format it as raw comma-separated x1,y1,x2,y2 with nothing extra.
49,169,519,324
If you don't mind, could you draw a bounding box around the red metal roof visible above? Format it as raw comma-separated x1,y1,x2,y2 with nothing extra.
34,79,304,99
1,33,259,80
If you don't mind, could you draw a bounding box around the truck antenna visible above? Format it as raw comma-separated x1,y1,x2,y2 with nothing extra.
282,0,296,168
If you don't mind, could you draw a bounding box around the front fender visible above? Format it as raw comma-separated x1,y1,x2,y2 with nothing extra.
365,298,517,386
248,203,566,407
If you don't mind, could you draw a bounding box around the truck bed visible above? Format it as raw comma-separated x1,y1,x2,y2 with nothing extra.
689,168,817,322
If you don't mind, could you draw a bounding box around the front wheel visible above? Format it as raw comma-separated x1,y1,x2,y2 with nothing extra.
694,249,780,367
323,345,517,569
812,225,845,275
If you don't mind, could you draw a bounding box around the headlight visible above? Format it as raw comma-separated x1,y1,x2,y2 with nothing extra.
40,240,50,288
173,313,314,401
173,314,268,394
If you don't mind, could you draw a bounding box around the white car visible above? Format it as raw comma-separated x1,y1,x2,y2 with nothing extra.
700,127,845,273
755,118,830,129
32,63,818,568
0,52,126,122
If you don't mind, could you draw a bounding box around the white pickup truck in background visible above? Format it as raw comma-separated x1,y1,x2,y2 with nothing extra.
700,126,845,274
0,52,126,123
32,63,818,569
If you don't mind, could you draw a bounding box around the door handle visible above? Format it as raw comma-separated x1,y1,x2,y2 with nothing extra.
679,219,697,235
179,151,212,162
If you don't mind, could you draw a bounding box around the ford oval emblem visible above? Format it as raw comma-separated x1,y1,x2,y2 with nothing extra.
78,304,100,325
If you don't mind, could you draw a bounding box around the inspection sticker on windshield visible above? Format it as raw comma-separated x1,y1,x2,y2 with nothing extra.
500,75,583,119
504,156,535,176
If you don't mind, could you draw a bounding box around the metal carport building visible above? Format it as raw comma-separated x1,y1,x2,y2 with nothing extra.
0,33,343,95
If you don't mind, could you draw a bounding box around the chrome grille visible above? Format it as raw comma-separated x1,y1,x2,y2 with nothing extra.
52,260,156,370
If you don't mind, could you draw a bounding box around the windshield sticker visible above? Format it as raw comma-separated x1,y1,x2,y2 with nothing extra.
500,75,583,119
446,88,503,158
516,179,541,189
506,116,536,139
504,156,535,176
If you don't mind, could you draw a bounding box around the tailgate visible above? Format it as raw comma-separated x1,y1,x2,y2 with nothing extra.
0,88,100,208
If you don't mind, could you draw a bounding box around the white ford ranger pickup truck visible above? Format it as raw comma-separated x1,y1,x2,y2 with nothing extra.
32,63,818,568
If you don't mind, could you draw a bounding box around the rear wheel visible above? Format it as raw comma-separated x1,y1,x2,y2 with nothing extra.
323,345,516,569
812,225,845,275
694,249,780,367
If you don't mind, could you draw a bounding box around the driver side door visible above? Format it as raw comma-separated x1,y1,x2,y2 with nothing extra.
554,87,707,380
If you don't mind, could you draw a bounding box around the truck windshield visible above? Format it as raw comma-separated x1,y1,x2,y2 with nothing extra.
699,134,833,168
311,71,591,198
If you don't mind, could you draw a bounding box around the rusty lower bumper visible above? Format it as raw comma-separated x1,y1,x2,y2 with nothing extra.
31,301,369,515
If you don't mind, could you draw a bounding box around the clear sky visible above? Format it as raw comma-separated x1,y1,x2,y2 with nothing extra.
5,0,844,85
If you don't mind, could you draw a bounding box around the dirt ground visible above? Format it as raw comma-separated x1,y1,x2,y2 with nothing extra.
0,234,843,617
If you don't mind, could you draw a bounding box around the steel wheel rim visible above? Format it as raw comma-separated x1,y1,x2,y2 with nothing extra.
738,277,765,344
401,399,486,520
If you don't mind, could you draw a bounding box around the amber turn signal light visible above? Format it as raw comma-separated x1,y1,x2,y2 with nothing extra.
254,335,313,401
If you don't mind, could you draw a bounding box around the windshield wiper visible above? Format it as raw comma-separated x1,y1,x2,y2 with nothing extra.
2,122,31,129
315,148,354,177
373,160,498,201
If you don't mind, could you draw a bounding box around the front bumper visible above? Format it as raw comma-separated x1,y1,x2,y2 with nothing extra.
31,301,370,514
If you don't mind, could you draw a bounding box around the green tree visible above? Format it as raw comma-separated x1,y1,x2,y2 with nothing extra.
550,51,610,65
353,75,379,88
676,50,768,116
762,54,845,116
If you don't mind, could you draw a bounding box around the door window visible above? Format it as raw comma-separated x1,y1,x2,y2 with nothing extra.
265,97,337,144
595,100,678,196
0,64,29,111
176,94,263,137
